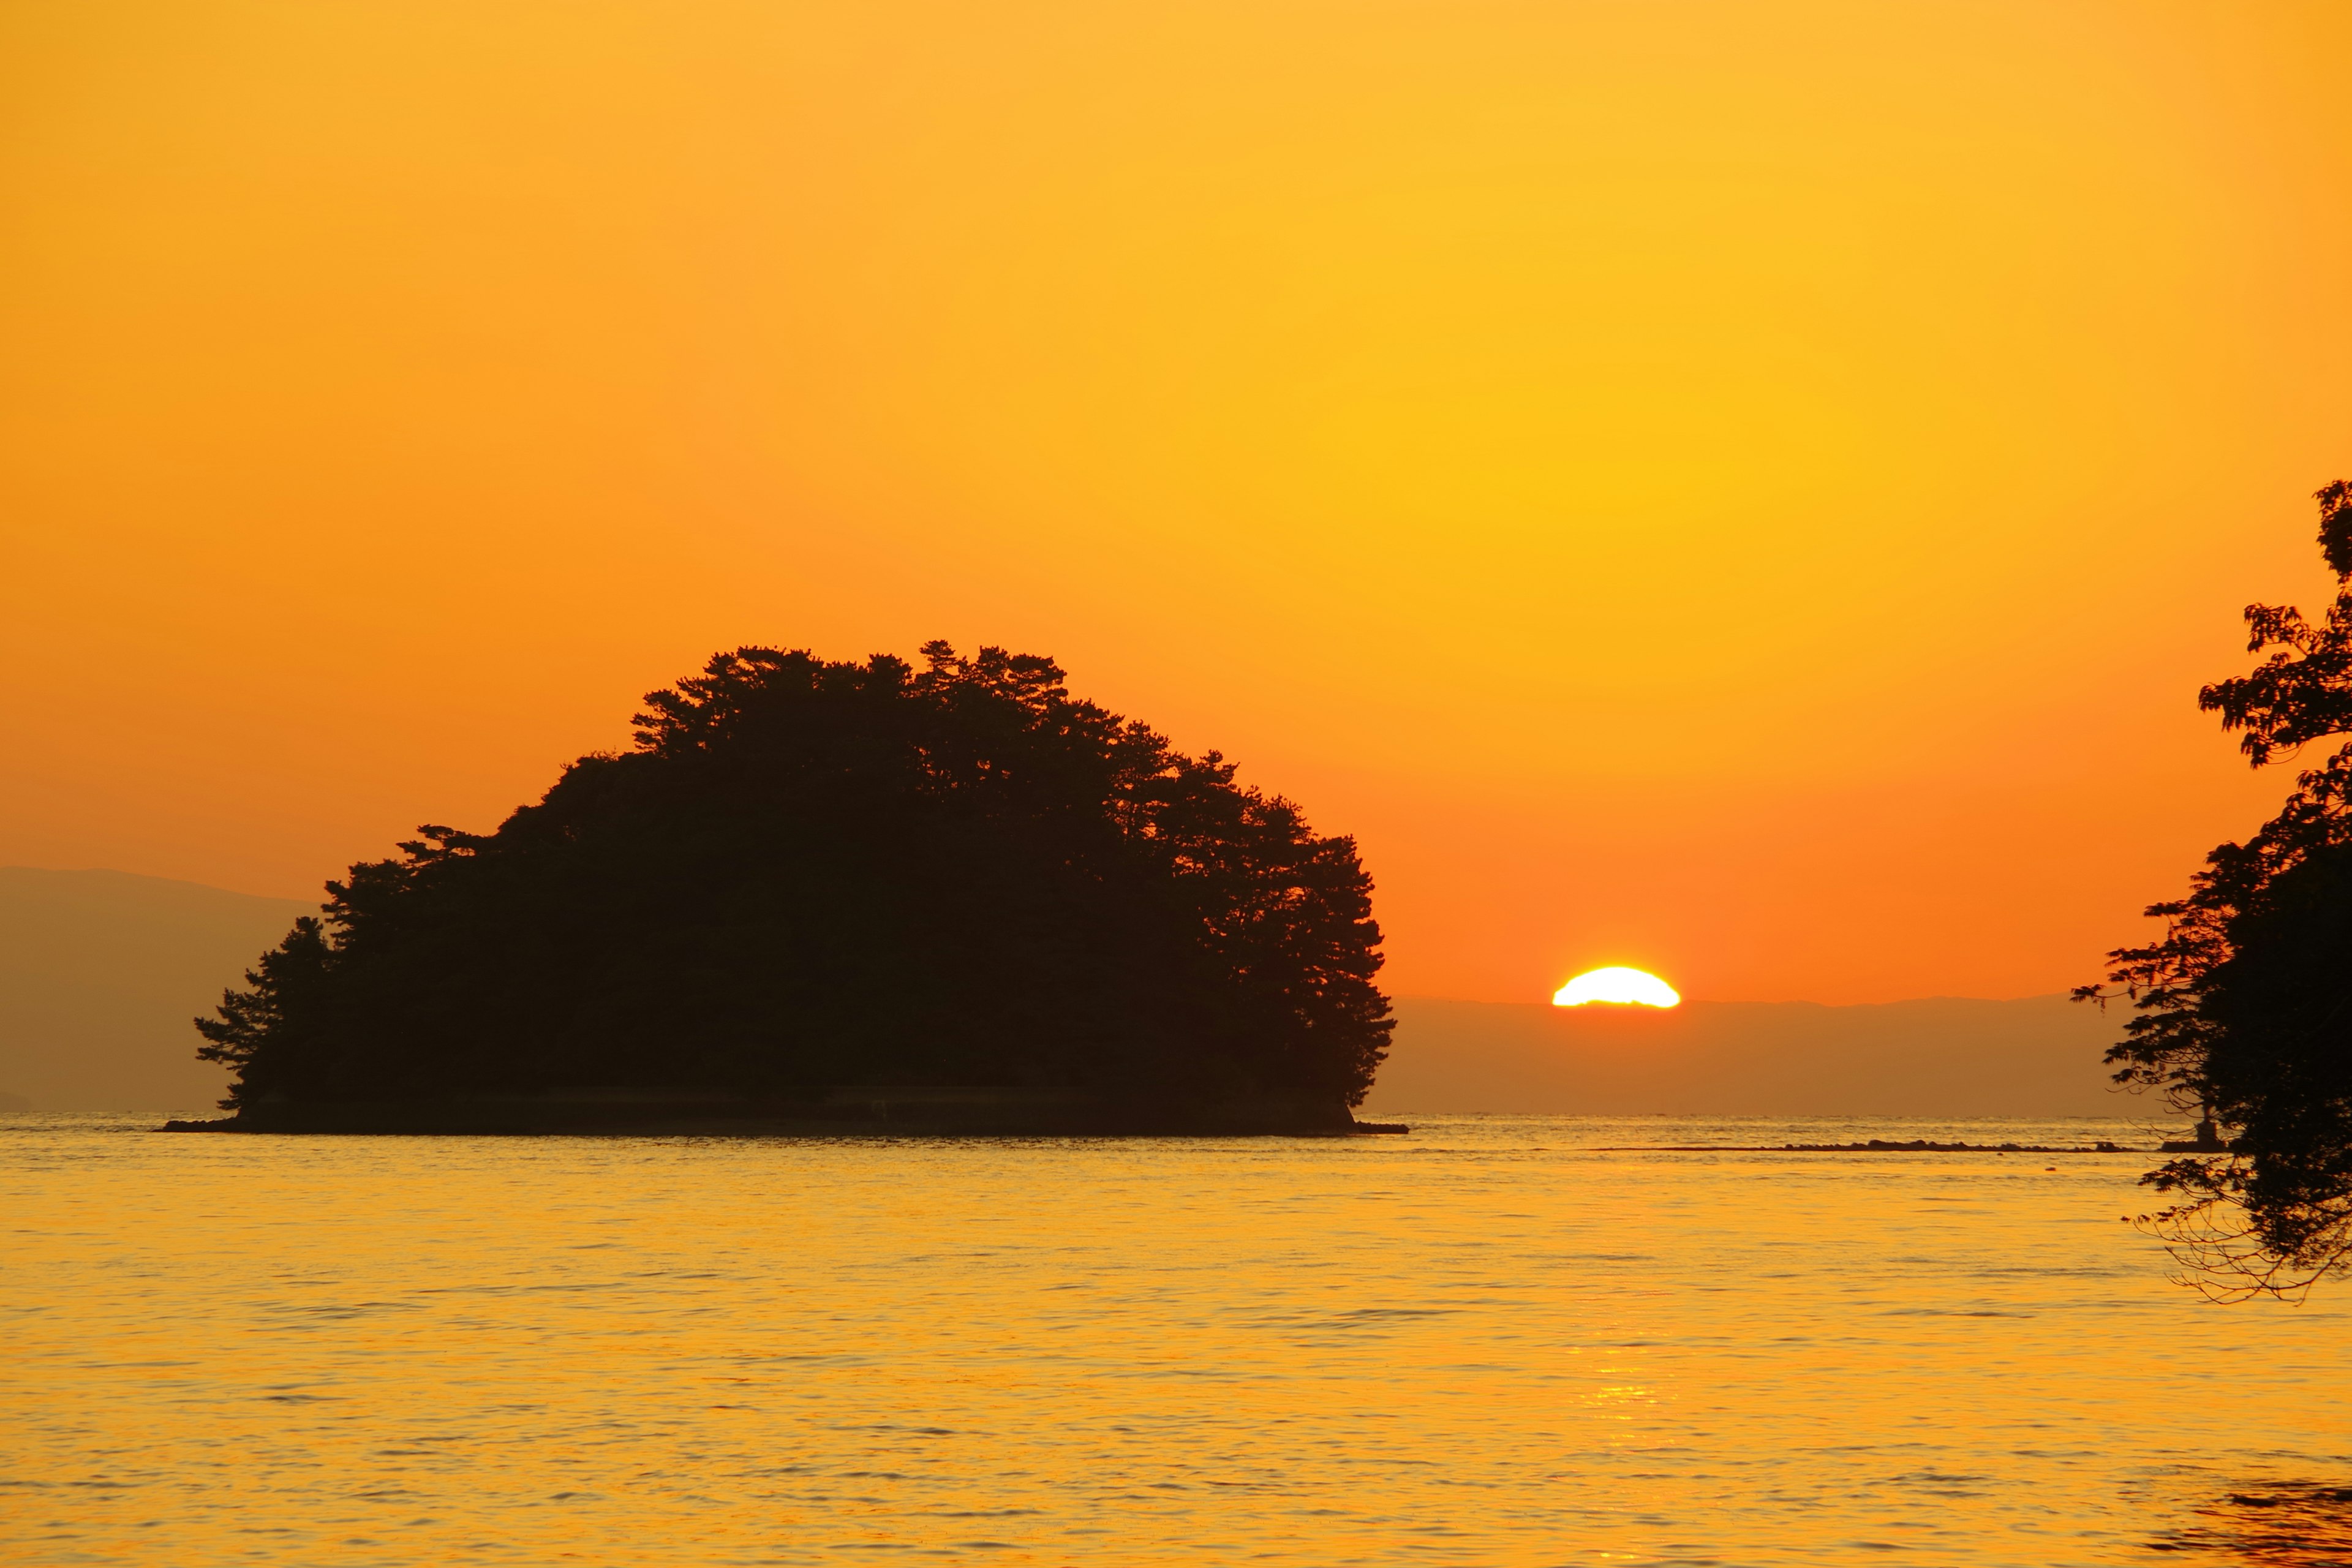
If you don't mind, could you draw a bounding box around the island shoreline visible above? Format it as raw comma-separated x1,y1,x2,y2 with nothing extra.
157,1088,1409,1137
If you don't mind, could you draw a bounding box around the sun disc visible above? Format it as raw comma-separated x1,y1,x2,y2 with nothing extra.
1552,967,1680,1008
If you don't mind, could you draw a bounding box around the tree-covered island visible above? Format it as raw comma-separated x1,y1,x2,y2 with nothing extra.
178,643,1396,1135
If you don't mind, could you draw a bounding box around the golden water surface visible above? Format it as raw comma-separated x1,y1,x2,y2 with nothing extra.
6,1114,2348,1565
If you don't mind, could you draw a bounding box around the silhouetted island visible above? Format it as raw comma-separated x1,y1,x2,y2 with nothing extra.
171,643,1400,1136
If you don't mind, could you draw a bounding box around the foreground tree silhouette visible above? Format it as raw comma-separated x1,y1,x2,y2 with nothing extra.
2081,483,2352,1294
197,643,1392,1128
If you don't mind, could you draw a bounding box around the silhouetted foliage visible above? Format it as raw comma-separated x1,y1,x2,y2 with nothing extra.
2079,483,2352,1295
199,643,1392,1115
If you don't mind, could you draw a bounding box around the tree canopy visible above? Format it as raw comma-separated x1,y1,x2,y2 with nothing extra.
2081,483,2352,1294
198,643,1392,1121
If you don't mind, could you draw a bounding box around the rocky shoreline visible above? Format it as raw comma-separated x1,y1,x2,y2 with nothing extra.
160,1087,1409,1137
1604,1139,2133,1153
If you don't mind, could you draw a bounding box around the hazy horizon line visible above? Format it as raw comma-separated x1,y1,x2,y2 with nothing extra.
1395,991,2079,1011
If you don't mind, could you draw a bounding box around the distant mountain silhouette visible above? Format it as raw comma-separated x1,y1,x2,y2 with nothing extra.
1359,995,2141,1120
0,868,309,1110
1,868,2138,1123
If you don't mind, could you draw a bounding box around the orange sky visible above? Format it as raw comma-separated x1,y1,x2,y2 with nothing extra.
6,1,2351,1006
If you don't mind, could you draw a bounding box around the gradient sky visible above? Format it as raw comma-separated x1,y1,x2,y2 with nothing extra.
6,1,2350,1005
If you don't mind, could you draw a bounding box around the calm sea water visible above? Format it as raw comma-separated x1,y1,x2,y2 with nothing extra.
6,1112,2349,1566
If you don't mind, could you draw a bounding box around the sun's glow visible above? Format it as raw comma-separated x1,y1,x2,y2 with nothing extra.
1552,967,1681,1008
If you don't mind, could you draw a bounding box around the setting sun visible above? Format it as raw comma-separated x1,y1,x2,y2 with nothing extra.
1553,967,1682,1008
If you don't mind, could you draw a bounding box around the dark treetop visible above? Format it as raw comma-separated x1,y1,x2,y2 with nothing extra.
197,643,1392,1124
2081,483,2352,1294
